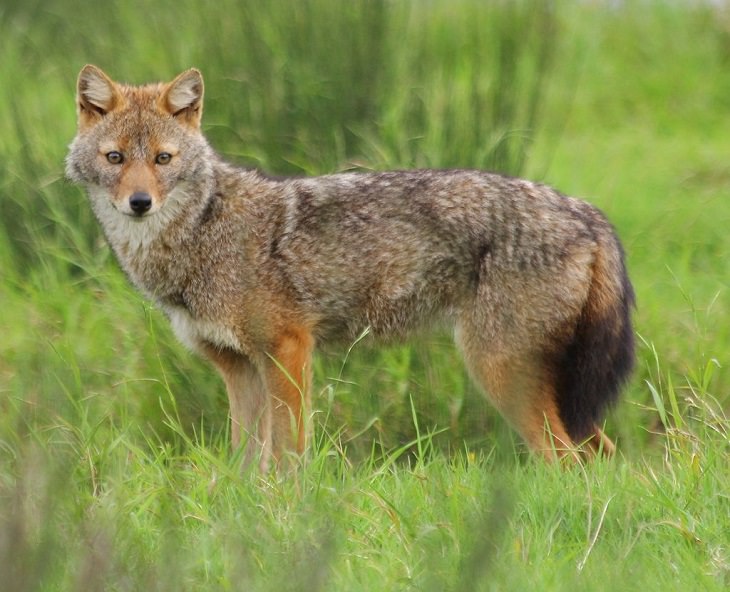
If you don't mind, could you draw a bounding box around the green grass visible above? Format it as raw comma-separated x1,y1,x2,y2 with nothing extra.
1,0,729,590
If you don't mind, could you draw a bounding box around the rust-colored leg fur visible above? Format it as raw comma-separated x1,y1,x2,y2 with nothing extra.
205,326,313,471
265,326,314,464
457,337,618,462
585,424,616,458
463,351,577,461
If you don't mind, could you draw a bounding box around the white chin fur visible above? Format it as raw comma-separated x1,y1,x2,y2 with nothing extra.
88,184,191,251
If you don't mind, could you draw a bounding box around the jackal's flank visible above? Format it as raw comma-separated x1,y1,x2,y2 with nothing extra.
66,65,635,470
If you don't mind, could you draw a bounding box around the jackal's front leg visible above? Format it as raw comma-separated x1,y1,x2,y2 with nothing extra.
265,326,314,466
205,347,273,471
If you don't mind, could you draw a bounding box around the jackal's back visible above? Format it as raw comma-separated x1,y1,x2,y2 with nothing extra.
268,169,607,344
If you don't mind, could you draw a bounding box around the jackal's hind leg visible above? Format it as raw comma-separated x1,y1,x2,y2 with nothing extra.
457,336,578,461
583,424,616,458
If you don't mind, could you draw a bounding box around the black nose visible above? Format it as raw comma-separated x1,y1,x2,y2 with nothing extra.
129,192,153,214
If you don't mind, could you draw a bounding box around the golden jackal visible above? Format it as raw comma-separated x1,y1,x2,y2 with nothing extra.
66,66,635,470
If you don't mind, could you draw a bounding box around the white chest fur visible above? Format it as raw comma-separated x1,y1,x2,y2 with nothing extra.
165,306,242,352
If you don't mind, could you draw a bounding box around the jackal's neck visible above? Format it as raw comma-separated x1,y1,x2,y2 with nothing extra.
97,160,280,309
96,172,218,302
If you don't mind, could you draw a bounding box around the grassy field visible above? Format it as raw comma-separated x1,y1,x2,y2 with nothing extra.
1,0,729,589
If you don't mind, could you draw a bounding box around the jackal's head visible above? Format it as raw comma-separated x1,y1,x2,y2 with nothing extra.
66,65,210,224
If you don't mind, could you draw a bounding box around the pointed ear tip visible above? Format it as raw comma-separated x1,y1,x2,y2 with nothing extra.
79,64,100,75
185,67,204,83
174,68,205,99
77,64,109,84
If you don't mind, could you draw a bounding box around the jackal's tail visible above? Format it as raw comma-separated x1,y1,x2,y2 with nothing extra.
554,226,635,443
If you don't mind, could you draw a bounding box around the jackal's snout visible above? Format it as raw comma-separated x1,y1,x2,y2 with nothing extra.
116,159,161,217
129,191,153,215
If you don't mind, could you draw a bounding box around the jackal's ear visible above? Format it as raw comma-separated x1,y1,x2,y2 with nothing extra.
76,65,122,125
161,69,204,129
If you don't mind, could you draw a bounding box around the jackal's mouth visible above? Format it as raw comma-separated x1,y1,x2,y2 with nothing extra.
124,211,153,220
116,205,156,220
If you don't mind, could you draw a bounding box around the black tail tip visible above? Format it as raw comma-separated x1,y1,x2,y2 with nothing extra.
555,288,635,442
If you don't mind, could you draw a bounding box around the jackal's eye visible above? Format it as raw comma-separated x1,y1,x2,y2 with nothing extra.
155,152,172,165
106,151,124,165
